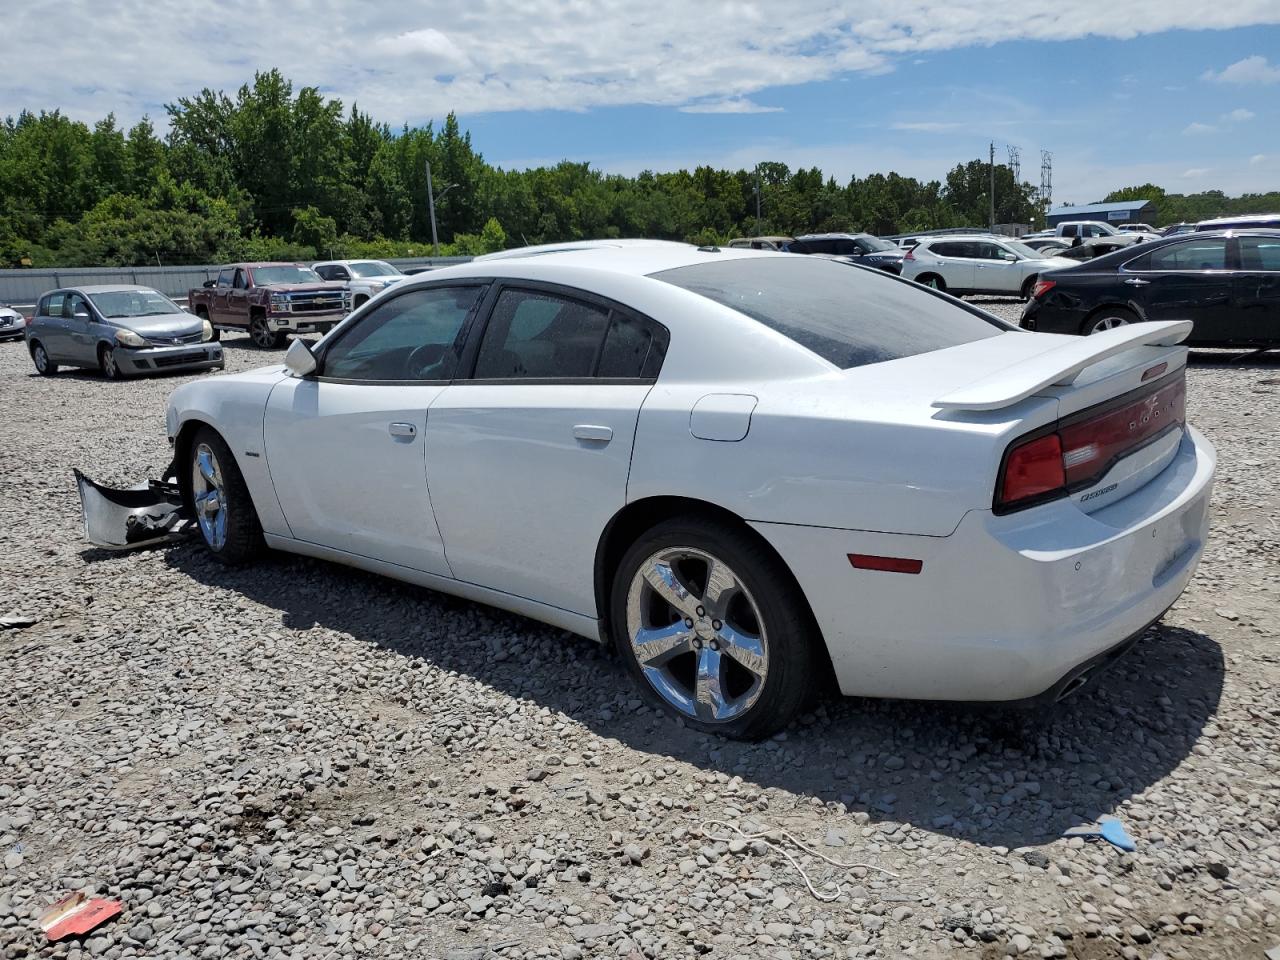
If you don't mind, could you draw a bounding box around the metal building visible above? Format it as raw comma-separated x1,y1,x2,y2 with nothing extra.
1046,199,1158,228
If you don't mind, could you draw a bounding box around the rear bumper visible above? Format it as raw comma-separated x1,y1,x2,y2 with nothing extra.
117,343,223,375
752,425,1216,702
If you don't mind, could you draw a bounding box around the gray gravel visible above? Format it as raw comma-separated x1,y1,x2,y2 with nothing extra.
2,308,1278,960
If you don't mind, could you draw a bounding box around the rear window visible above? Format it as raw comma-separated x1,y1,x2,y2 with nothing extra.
652,257,1010,370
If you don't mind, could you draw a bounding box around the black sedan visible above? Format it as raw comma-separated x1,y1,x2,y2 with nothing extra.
1021,229,1280,346
790,233,905,274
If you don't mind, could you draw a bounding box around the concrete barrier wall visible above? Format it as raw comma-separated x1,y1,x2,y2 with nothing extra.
0,257,474,309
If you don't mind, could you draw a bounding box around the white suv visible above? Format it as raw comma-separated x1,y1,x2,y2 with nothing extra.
900,236,1076,299
312,260,406,308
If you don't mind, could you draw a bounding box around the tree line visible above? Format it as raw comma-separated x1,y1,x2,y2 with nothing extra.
1,69,1275,268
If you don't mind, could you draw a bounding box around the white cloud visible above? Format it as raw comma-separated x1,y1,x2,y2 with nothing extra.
1203,55,1280,84
678,98,783,114
3,1,1279,125
1221,108,1256,122
1181,167,1211,178
1251,153,1267,164
891,121,965,132
1182,122,1216,135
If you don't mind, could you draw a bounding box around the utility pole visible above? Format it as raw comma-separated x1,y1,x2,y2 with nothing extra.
989,141,996,232
754,167,763,235
425,161,440,257
1039,150,1053,226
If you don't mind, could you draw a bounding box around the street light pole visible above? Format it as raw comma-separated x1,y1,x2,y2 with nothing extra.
425,161,459,257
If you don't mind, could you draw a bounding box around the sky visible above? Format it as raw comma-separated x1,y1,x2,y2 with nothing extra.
4,1,1280,204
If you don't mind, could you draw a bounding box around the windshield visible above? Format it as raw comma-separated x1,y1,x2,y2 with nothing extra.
88,289,183,318
653,257,1008,370
1005,240,1056,259
253,266,323,285
349,261,402,278
859,236,899,252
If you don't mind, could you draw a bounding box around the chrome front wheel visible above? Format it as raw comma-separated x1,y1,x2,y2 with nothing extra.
625,546,769,723
191,442,228,550
249,316,275,349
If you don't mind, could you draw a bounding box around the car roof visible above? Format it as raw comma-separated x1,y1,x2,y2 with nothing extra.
60,284,164,295
917,234,1009,243
794,232,874,240
435,243,774,277
1197,213,1280,226
475,239,693,262
221,262,308,269
313,259,390,266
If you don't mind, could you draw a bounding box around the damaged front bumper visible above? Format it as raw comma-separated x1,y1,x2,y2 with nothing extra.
74,463,194,550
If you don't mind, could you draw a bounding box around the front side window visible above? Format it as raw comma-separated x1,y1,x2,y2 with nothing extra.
216,269,233,288
975,242,1010,260
473,289,612,379
233,269,248,289
1136,238,1228,272
320,286,482,381
1240,236,1280,272
654,257,1007,370
64,294,92,319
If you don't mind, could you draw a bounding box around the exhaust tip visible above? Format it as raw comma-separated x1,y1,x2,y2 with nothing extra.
1056,671,1093,702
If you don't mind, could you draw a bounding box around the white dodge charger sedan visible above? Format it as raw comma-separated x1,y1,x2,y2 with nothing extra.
155,243,1214,739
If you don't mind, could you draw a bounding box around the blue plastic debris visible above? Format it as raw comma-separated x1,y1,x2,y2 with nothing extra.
1062,816,1136,852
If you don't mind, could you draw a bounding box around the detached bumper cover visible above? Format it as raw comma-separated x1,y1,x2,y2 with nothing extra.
74,465,194,550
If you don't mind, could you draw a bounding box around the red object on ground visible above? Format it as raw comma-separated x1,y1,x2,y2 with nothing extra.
39,892,123,942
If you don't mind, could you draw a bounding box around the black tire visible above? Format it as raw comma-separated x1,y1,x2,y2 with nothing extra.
1020,275,1038,301
271,331,289,349
98,343,125,380
1081,306,1139,336
187,426,265,565
610,515,819,740
30,340,58,376
353,295,369,309
249,314,276,349
917,273,946,292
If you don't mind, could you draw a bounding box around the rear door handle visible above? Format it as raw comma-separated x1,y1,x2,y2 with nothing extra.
1124,278,1151,287
573,424,613,443
388,422,417,438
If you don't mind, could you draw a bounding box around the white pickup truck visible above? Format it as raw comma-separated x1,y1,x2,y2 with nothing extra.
1055,221,1159,244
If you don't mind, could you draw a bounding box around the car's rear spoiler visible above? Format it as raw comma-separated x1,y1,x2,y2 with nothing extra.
933,320,1192,412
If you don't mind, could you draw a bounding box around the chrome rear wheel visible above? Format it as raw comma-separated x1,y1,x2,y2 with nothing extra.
625,546,768,723
1089,314,1130,334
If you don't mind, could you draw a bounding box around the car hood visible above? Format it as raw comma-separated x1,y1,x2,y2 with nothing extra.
1033,256,1079,270
115,314,205,337
861,250,905,261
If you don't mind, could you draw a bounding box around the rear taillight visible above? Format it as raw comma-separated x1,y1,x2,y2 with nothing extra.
1031,279,1056,299
904,247,915,261
998,433,1065,510
995,373,1186,513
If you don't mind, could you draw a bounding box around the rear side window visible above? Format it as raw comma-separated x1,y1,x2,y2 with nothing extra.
40,294,64,317
1240,237,1280,271
654,257,1008,370
1136,238,1228,271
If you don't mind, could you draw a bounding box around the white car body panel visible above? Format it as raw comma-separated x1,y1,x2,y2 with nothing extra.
263,378,452,576
162,246,1217,705
425,382,653,616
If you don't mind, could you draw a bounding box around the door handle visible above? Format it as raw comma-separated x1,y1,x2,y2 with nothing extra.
573,424,613,443
1123,278,1151,287
388,422,417,438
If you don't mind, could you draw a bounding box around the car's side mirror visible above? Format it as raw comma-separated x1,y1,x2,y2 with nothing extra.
203,280,215,288
284,338,317,377
73,309,91,320
1001,252,1017,262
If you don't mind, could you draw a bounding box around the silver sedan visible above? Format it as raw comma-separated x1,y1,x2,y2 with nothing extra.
25,285,223,379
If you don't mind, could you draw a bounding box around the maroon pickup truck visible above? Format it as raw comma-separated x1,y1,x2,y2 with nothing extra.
189,263,351,349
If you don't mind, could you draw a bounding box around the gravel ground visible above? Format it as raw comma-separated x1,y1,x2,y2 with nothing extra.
1,304,1278,960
